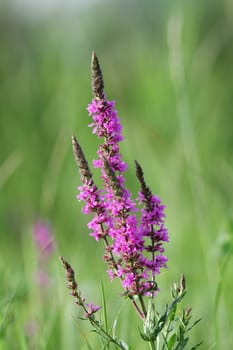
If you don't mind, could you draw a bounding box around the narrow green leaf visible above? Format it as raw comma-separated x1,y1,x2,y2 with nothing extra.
186,318,202,332
190,341,203,350
174,337,188,350
167,333,177,349
101,280,108,334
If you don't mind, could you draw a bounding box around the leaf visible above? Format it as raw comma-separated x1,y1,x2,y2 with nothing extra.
186,318,202,332
118,339,130,350
169,304,177,322
101,280,108,334
112,298,128,338
167,333,177,349
190,341,203,350
174,337,188,350
140,329,151,342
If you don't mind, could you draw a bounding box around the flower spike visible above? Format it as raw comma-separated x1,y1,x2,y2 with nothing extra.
59,256,78,297
72,135,93,184
91,51,105,100
135,160,153,208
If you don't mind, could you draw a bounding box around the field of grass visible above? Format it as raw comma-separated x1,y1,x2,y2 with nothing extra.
0,1,233,349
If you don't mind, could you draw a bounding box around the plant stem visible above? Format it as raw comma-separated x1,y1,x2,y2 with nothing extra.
161,319,171,350
149,340,156,350
103,236,145,320
89,316,127,350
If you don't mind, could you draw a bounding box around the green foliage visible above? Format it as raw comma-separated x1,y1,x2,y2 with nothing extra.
140,278,202,350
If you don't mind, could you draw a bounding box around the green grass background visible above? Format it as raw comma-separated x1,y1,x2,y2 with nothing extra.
0,1,233,349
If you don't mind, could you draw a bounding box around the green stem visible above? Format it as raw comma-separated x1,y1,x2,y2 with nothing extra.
138,294,147,318
89,316,127,350
161,319,172,350
103,236,145,320
149,340,156,350
130,296,145,319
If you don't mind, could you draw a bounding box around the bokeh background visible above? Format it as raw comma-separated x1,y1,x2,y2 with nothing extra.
1,0,233,349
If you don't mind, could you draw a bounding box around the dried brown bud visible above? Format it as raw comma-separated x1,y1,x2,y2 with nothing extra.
135,160,152,209
72,135,93,184
91,51,105,100
183,307,192,324
59,256,78,295
180,274,186,292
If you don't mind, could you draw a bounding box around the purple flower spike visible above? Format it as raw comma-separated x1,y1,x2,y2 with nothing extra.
74,52,169,300
33,220,55,288
33,220,54,258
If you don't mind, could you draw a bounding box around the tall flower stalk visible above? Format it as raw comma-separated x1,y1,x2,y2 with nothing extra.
86,52,167,302
60,52,202,350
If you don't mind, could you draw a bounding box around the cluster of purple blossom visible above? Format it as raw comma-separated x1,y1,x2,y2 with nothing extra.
59,54,201,350
73,52,169,301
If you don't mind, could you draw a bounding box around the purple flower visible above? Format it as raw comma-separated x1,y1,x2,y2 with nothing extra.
36,269,50,286
33,220,54,259
33,220,55,287
85,303,101,318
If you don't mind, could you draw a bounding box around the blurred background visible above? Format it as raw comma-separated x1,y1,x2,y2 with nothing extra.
0,0,233,349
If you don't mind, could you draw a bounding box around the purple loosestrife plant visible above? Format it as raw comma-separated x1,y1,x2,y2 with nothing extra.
77,53,168,310
60,52,202,350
